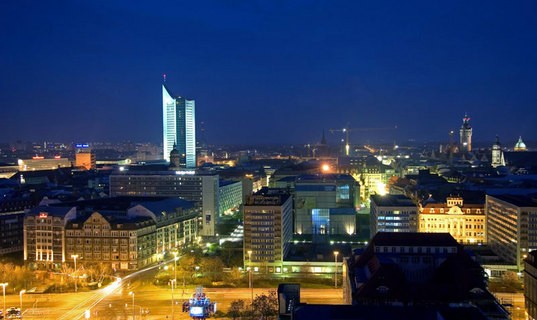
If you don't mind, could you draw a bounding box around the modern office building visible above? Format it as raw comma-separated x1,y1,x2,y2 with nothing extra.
74,143,96,170
218,180,243,216
486,194,537,270
419,196,486,245
370,194,418,235
525,250,537,320
109,170,219,236
0,212,25,255
294,174,359,238
243,188,292,273
162,83,196,167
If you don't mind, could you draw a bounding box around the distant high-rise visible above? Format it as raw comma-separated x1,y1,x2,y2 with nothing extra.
459,113,472,152
162,83,196,168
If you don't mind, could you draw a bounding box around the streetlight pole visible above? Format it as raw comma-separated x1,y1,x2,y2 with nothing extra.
173,251,178,283
19,289,26,314
129,291,135,320
71,254,79,293
247,250,253,303
333,251,339,288
170,279,176,320
1,283,7,319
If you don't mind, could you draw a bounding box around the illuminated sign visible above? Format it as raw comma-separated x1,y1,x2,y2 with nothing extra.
32,156,44,160
175,170,195,175
190,306,204,317
75,143,90,148
38,212,48,218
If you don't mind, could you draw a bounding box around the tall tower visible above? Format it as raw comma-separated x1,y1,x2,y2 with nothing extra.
459,113,472,152
162,83,196,168
491,136,505,168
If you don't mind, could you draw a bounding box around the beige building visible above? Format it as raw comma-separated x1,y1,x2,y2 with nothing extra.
75,150,96,170
243,188,293,273
18,157,71,171
486,194,537,271
419,196,486,245
24,197,199,271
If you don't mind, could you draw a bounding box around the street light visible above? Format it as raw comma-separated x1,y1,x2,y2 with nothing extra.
170,279,176,320
19,289,26,314
247,250,253,303
0,283,7,319
71,254,79,293
129,291,135,320
172,251,178,282
334,251,339,288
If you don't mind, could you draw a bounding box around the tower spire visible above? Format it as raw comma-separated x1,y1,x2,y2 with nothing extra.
163,73,167,83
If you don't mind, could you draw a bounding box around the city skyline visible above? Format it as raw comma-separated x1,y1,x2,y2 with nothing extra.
2,1,537,145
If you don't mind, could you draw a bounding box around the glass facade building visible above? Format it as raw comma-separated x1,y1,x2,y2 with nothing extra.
162,84,196,168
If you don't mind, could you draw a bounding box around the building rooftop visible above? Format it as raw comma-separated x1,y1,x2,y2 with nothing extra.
370,232,460,247
488,194,537,207
370,194,415,207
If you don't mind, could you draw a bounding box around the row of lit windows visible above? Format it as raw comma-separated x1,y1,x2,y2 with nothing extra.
375,246,457,254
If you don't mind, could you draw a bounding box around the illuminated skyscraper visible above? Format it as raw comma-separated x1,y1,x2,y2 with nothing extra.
459,113,472,152
162,84,196,168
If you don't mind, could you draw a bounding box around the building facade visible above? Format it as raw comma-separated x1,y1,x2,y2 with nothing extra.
243,188,293,274
109,171,219,236
491,136,505,168
0,212,24,255
75,144,96,170
24,206,77,268
486,194,537,270
370,194,418,235
162,84,196,167
525,250,537,320
24,197,199,270
294,174,359,237
419,196,486,245
218,180,243,216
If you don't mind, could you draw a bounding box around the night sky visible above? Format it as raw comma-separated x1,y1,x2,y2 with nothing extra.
1,1,536,146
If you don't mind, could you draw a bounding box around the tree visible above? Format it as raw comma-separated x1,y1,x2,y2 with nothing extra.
200,256,225,282
224,267,244,286
228,299,245,320
177,253,196,287
251,291,278,320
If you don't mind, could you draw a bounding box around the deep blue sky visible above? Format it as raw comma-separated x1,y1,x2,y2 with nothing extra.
1,1,536,146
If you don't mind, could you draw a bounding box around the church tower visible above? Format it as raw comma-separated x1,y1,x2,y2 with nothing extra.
491,136,505,168
459,113,472,152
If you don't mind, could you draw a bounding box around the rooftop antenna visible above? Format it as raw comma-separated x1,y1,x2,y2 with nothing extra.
163,73,167,83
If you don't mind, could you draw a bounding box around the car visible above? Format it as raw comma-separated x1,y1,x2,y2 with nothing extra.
6,307,21,319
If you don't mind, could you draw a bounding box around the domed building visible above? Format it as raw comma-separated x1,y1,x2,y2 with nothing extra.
514,136,527,152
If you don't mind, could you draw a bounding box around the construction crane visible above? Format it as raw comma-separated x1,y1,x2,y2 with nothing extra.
329,126,397,156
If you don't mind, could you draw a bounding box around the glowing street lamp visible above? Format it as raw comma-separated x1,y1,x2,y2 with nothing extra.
19,289,26,314
247,250,253,303
170,279,176,320
71,254,79,293
333,251,339,288
129,291,135,320
0,283,7,319
172,251,178,282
